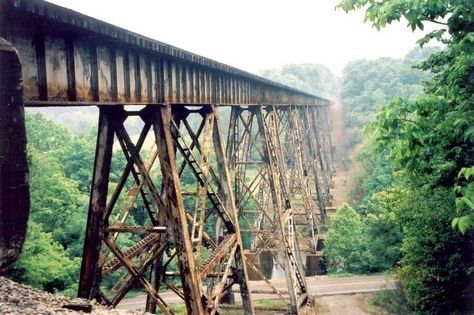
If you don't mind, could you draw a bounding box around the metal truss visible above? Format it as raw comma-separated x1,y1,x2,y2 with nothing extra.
78,105,254,315
0,2,335,314
226,105,334,313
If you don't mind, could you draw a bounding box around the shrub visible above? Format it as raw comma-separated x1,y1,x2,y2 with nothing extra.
324,203,371,273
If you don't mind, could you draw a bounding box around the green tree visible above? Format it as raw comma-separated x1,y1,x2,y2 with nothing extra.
324,203,371,273
7,222,80,293
340,51,434,147
339,0,474,231
395,187,471,314
363,190,403,271
259,63,340,100
56,132,95,193
5,115,89,293
25,113,73,153
337,0,474,312
28,147,88,244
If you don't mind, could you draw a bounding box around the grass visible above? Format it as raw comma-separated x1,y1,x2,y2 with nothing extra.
254,299,288,308
156,304,188,314
357,293,390,315
356,286,412,315
156,299,289,314
123,289,146,299
326,270,394,278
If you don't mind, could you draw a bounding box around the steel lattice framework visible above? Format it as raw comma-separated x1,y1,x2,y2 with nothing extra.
0,1,334,314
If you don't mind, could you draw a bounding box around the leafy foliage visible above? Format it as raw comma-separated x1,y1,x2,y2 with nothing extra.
336,0,474,313
25,113,73,153
259,63,340,100
350,0,474,228
324,204,371,273
363,190,403,271
7,222,80,293
370,283,413,315
340,50,435,147
452,166,474,233
28,147,88,242
325,194,403,274
351,138,393,205
3,114,89,293
396,187,470,314
6,113,128,294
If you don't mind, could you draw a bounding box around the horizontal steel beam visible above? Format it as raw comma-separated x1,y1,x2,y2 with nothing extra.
0,0,330,107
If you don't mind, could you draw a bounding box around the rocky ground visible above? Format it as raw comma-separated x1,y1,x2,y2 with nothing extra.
0,276,147,315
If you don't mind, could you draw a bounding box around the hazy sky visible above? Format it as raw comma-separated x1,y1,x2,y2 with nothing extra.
47,0,433,75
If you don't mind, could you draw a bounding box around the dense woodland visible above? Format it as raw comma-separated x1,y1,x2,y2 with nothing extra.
4,0,473,314
327,1,473,313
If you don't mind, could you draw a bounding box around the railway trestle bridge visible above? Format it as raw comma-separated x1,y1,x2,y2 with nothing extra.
0,1,334,314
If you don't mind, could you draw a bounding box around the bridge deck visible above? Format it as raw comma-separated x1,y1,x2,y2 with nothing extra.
0,0,330,107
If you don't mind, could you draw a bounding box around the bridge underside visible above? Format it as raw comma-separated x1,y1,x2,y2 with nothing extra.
0,1,334,314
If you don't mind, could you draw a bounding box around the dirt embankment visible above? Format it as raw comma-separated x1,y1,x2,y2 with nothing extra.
0,276,148,315
328,101,364,210
316,294,373,315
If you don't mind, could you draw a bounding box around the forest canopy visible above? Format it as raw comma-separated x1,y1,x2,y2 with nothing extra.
324,0,474,313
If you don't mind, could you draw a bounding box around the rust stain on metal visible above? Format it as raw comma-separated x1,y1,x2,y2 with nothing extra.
1,0,330,107
0,1,335,314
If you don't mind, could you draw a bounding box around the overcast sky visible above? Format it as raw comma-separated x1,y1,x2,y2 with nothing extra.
47,0,433,75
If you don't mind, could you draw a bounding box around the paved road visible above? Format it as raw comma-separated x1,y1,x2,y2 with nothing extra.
117,275,393,310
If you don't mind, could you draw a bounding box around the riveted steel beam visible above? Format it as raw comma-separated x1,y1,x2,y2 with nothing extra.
0,1,335,314
0,0,329,107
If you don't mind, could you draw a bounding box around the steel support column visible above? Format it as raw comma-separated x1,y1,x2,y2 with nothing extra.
0,3,337,314
287,106,320,252
78,107,116,299
212,106,253,313
153,105,204,314
226,106,310,314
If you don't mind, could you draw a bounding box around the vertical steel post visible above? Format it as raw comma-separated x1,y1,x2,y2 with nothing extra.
78,107,116,298
288,106,319,251
212,106,254,313
145,210,167,313
304,106,327,224
153,105,204,315
256,106,299,313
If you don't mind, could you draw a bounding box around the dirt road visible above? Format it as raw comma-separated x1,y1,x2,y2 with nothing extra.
117,275,392,310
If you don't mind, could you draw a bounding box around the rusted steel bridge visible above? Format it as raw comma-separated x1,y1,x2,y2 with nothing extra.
0,0,334,314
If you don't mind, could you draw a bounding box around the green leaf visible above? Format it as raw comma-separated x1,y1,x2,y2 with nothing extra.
416,20,424,30
461,196,474,210
452,217,459,229
457,215,473,234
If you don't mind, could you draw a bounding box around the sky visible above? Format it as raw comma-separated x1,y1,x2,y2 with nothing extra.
46,0,433,76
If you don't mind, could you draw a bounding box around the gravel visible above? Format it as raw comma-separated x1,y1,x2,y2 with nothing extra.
0,276,148,314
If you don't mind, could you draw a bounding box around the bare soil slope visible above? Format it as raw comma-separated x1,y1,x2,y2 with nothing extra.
328,101,363,211
0,276,147,315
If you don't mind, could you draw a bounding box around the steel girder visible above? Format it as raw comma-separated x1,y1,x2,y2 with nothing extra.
79,105,255,315
226,105,334,313
0,1,335,314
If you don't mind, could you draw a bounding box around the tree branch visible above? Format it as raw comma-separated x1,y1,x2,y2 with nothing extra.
427,18,448,26
400,117,416,123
